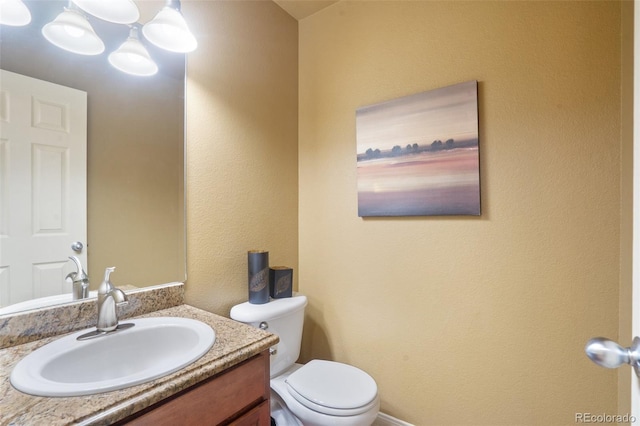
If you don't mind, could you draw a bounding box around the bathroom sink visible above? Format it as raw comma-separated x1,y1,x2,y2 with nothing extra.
10,317,215,397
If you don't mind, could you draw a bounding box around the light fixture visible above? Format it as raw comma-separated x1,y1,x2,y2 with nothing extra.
71,0,139,25
0,0,31,26
42,7,105,55
108,26,158,77
28,0,196,76
142,1,196,53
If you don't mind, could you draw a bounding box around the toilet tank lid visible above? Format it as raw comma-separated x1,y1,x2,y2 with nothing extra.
230,294,307,322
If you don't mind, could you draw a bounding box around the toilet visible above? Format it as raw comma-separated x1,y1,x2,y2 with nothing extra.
230,294,380,426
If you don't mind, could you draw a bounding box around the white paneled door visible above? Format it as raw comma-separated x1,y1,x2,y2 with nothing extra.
0,70,87,307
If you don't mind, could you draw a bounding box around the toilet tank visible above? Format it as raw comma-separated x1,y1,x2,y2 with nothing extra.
230,294,307,377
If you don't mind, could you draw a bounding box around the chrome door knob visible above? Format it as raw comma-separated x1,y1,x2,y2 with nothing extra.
71,241,84,252
585,337,640,376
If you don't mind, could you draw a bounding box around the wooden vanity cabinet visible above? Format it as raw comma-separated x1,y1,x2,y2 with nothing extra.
120,351,271,426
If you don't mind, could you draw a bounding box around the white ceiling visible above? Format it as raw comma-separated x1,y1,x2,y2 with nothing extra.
273,0,338,20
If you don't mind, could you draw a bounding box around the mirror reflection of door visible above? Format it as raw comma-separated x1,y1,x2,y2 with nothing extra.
0,70,87,306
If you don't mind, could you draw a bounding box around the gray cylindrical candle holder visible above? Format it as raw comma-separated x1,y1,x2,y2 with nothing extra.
248,250,269,304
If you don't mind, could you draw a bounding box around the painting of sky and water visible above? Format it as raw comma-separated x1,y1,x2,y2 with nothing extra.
356,80,480,217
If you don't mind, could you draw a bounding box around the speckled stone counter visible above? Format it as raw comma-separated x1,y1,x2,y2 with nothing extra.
0,304,278,426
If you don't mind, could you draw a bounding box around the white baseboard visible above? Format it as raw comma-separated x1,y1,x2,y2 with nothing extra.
372,412,414,426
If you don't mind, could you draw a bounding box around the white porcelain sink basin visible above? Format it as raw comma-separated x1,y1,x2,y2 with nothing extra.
10,317,215,397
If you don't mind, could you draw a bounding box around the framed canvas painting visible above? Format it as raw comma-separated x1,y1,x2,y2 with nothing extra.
356,80,480,217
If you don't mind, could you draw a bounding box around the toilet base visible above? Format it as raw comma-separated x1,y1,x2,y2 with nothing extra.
271,389,303,426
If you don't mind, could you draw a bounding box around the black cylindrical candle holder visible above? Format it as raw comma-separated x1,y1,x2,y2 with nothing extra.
248,250,269,304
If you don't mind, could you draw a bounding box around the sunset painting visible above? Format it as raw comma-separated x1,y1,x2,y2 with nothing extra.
356,81,480,217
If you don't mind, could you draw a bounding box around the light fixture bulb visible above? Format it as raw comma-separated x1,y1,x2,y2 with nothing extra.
142,6,196,53
42,7,105,55
64,24,85,38
71,0,139,24
0,0,31,26
108,27,158,76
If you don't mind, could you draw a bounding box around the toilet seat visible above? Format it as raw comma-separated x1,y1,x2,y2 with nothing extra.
285,360,378,417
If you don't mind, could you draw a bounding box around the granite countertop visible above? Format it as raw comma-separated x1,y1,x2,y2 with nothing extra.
0,304,279,425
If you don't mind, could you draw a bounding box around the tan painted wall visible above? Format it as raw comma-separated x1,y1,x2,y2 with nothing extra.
298,1,622,424
183,1,298,315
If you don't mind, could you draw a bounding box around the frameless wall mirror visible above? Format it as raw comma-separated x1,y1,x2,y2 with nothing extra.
0,0,186,314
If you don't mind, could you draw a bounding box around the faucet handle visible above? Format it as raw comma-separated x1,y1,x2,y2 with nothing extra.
99,267,116,294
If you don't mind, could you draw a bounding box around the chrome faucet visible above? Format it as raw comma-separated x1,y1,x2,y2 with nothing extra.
66,256,89,300
77,267,132,341
97,267,128,332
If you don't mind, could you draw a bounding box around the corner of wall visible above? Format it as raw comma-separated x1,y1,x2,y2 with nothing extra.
619,0,635,417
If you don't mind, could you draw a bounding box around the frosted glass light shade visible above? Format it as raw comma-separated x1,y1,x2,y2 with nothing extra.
71,0,139,24
42,8,105,55
142,6,196,53
108,30,158,76
0,0,31,26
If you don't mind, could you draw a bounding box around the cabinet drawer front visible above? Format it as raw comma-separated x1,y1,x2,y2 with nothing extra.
228,400,270,426
124,352,269,426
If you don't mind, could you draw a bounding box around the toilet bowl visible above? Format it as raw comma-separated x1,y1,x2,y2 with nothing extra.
230,294,379,426
272,361,379,426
